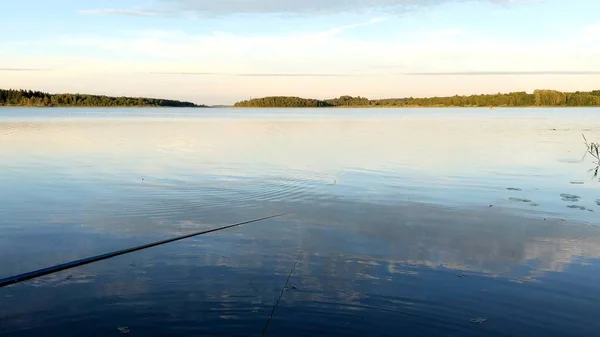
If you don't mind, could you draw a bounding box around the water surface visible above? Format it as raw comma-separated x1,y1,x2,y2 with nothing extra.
1,108,599,336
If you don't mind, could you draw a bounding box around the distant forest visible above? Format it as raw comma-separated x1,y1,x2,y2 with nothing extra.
0,89,205,107
234,90,600,108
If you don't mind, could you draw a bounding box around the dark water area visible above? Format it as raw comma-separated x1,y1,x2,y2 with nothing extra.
1,108,599,336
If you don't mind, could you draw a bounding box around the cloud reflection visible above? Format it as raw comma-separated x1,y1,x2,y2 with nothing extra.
2,111,600,335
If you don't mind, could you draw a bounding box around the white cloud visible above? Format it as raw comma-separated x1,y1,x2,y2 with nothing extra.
10,22,597,77
582,23,600,40
78,0,536,17
2,19,599,105
308,17,388,38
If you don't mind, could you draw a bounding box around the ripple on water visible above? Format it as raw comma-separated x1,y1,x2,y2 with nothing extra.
3,109,600,337
27,272,97,288
128,251,231,285
100,175,317,219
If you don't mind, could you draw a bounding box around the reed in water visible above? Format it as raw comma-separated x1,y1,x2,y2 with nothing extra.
583,134,599,163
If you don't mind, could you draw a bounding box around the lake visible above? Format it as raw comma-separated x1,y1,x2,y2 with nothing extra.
1,107,599,336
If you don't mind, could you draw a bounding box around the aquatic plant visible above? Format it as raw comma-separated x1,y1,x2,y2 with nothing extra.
590,165,599,179
582,134,600,180
582,134,599,164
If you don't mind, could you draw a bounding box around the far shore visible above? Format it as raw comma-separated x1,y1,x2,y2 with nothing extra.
233,89,600,108
222,105,600,109
0,106,210,109
3,105,600,109
3,87,600,109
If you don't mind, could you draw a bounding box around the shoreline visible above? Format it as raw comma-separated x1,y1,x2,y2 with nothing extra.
2,106,600,109
0,106,210,109
228,105,600,109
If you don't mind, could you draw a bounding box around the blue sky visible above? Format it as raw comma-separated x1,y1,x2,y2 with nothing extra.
1,0,599,104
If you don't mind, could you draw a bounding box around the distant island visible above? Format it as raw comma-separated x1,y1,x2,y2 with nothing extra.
234,89,600,108
0,89,205,107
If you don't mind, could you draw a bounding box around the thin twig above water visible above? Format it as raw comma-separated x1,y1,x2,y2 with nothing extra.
582,134,599,162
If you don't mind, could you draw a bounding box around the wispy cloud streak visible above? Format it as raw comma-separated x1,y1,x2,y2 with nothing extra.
237,73,353,77
403,71,600,75
0,68,51,72
149,72,218,75
149,72,365,77
78,0,533,17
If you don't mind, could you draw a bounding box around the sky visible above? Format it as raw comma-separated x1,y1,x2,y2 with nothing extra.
1,0,599,105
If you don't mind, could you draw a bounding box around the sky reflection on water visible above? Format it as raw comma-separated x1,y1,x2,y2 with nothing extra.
1,108,600,336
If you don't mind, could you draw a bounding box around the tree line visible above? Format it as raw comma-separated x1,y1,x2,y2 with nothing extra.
232,96,333,108
234,90,600,108
0,89,205,107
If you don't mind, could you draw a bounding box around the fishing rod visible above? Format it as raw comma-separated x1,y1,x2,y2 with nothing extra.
0,213,285,288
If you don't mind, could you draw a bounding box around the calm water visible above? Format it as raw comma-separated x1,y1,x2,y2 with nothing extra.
1,107,599,336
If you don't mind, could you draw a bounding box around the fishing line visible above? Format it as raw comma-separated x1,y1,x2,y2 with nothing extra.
0,213,285,288
261,251,302,337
